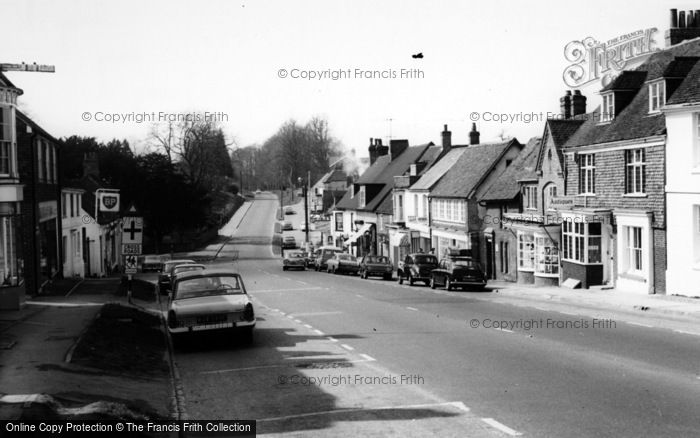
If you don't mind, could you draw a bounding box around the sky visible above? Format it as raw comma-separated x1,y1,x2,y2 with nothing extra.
2,0,692,158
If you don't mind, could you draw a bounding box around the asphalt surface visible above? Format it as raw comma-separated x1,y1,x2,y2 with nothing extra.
168,192,700,437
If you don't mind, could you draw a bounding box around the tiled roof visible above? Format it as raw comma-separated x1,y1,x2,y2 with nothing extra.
324,168,348,183
661,56,700,78
410,147,468,190
481,137,540,202
335,144,435,211
430,139,519,198
537,119,584,170
565,38,700,149
666,59,700,105
601,71,647,91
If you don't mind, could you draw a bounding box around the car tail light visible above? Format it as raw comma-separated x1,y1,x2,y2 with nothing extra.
168,311,178,329
243,303,255,321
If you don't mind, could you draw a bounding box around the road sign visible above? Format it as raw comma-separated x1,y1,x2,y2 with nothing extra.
0,62,55,73
122,243,142,255
122,216,143,244
124,255,138,274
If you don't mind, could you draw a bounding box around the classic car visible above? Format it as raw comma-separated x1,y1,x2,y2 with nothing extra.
284,208,296,215
302,250,318,268
171,263,206,278
359,255,393,280
167,270,255,344
397,253,439,285
282,221,293,231
430,257,487,291
158,259,196,294
141,255,164,272
314,246,344,271
282,236,297,249
283,251,307,270
326,253,360,275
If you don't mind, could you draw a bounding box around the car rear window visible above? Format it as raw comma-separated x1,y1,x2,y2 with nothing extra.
414,255,438,264
174,275,243,299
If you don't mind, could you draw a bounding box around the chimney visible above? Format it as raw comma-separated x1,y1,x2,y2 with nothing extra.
368,137,378,165
560,90,572,119
469,123,480,145
389,139,409,160
376,139,389,158
441,124,452,153
666,8,700,47
83,152,99,179
570,90,587,117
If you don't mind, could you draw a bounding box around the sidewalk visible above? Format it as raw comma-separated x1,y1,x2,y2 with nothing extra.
488,280,700,320
0,278,172,422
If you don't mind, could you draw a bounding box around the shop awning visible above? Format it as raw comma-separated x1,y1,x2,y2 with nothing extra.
347,223,372,244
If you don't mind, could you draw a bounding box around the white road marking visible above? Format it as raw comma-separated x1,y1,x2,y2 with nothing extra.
257,401,470,423
559,311,578,316
288,311,343,317
249,287,323,293
313,329,324,335
296,280,308,285
355,294,364,298
340,344,354,351
278,312,286,316
493,328,514,333
359,353,376,362
200,356,378,375
293,319,302,324
481,418,523,436
303,324,313,329
674,329,700,337
626,321,653,328
406,306,419,311
327,337,338,342
286,315,294,319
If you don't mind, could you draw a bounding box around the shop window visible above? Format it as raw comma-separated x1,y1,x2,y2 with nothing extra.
0,217,19,286
518,233,535,270
535,236,559,275
562,220,602,264
625,149,646,194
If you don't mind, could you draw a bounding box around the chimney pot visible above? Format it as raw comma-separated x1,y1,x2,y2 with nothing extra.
679,11,686,28
570,90,587,117
671,9,678,28
441,124,452,153
560,91,572,119
469,123,480,146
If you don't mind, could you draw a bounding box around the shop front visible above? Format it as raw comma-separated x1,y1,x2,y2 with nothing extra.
504,213,561,286
558,209,613,288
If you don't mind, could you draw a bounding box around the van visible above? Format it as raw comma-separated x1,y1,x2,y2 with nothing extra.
314,246,344,271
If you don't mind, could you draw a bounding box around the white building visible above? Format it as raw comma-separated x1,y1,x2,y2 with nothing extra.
663,60,700,296
61,188,85,278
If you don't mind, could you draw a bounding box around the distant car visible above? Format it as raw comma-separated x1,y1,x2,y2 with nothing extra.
284,208,296,215
300,221,315,231
397,253,439,286
141,255,163,272
158,259,196,294
302,250,318,268
282,221,293,231
430,257,487,291
314,246,343,271
167,269,255,344
359,255,393,280
326,253,360,275
283,251,306,270
282,236,297,249
171,263,206,278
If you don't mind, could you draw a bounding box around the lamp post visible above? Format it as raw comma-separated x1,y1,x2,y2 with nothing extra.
298,176,309,245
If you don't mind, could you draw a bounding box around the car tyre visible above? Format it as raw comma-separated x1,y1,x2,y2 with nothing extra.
283,266,287,271
445,277,452,291
241,327,254,345
398,274,404,285
384,273,392,281
408,275,415,286
430,276,436,289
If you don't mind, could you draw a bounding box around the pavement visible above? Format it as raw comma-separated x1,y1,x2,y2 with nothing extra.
0,278,173,422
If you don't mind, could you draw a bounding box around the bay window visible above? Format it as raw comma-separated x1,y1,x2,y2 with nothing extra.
535,236,559,275
562,220,602,264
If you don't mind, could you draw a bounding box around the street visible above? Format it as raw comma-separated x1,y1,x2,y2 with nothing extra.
167,194,700,437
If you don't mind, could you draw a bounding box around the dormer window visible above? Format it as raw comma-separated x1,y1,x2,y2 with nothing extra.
648,81,666,113
358,186,366,208
601,93,614,122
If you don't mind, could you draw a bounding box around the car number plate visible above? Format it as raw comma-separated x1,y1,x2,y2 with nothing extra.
196,314,228,324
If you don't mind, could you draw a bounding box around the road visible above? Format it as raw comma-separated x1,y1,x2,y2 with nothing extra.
173,193,700,437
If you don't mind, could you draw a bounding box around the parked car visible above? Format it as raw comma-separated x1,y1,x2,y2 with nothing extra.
359,255,393,280
430,257,487,291
314,246,344,271
300,221,315,231
283,251,307,270
282,221,293,231
397,253,439,286
158,259,196,294
171,263,206,278
284,208,296,215
301,250,317,268
282,236,297,249
141,255,164,272
326,253,360,275
167,269,255,344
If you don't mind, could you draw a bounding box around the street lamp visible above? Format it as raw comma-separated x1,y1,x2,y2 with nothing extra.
297,176,309,245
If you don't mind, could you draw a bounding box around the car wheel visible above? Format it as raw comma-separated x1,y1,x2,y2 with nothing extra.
398,274,404,284
408,275,414,286
384,273,392,281
430,276,436,289
283,266,287,271
445,278,452,291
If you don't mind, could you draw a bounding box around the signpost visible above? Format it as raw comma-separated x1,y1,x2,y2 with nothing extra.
121,205,143,303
